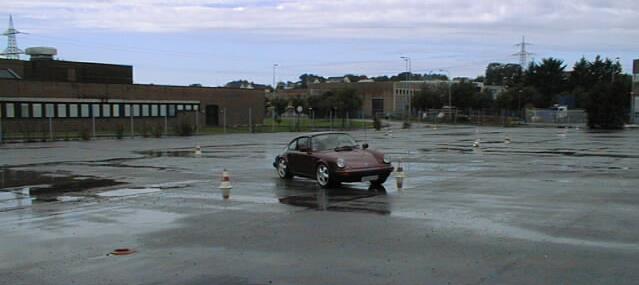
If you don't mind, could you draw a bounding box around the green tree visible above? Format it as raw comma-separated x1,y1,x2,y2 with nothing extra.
476,91,495,110
333,88,363,127
585,80,627,129
298,74,326,88
451,81,479,110
525,58,568,107
412,84,445,110
485,63,522,85
569,57,593,90
269,97,289,117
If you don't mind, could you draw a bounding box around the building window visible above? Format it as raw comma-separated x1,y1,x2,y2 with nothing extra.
142,104,150,116
193,104,199,111
81,104,90,117
177,104,184,111
185,104,192,111
45,104,55,118
32,103,43,118
133,104,140,117
124,104,131,117
91,104,100,117
102,104,111,117
57,104,67,118
168,104,176,117
69,104,79,118
151,104,159,116
112,104,120,117
20,103,30,118
160,105,167,117
5,103,15,118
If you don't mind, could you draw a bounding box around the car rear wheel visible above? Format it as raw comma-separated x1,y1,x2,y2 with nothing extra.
316,163,333,188
277,158,293,179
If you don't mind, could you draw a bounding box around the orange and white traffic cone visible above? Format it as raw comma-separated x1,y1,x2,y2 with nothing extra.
218,169,232,199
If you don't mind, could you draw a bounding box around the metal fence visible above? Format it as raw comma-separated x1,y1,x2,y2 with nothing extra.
0,113,201,143
409,109,523,127
524,108,587,126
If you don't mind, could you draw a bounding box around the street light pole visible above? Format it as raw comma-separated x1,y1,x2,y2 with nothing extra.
631,91,635,124
273,64,278,96
612,57,620,82
401,56,412,119
439,69,452,121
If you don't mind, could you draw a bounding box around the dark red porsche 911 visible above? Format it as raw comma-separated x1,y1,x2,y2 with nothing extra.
273,132,393,188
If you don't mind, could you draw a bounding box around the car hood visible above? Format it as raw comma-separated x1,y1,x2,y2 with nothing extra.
319,149,384,169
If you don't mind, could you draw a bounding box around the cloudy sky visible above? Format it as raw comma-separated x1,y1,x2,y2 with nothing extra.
4,0,638,86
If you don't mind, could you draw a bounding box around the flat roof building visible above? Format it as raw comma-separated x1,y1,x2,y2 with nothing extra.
0,55,264,141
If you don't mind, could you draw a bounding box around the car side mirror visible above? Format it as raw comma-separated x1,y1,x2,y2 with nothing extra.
362,143,369,149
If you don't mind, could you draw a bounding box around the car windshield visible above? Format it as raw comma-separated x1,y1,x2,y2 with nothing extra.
311,134,357,151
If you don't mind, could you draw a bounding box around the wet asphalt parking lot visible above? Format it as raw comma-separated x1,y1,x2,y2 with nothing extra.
1,125,638,284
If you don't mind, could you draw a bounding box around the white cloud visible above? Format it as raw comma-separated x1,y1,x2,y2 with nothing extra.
5,0,638,80
5,0,638,37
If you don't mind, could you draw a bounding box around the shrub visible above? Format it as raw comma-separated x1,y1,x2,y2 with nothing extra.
176,120,193,136
115,124,125,139
373,116,382,131
141,123,150,138
80,128,91,141
152,125,163,138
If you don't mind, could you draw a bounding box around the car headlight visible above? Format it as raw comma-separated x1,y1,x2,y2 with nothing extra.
337,158,346,168
383,156,391,164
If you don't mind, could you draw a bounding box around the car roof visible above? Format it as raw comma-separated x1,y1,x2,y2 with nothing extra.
288,132,349,142
297,131,348,138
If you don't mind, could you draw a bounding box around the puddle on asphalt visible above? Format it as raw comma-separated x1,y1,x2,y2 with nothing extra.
0,168,125,206
136,150,253,159
278,186,391,215
97,188,162,197
0,188,33,211
137,150,201,158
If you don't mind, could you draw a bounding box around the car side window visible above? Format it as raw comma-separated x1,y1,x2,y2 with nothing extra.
287,139,297,151
297,137,309,151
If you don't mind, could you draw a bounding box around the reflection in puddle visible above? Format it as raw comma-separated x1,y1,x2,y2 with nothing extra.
97,188,162,197
0,187,33,211
137,147,266,159
0,168,124,202
278,185,390,215
137,150,201,158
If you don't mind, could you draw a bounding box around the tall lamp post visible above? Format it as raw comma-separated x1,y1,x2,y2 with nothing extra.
612,57,620,82
631,91,635,124
272,64,279,95
400,56,412,119
438,69,452,120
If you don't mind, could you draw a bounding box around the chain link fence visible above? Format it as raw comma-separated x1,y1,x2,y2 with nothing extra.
524,108,587,126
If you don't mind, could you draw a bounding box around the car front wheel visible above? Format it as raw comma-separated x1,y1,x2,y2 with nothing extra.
370,175,388,185
277,158,293,179
316,163,333,188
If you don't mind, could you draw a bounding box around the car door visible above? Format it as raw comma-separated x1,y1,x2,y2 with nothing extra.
295,137,317,176
288,136,314,177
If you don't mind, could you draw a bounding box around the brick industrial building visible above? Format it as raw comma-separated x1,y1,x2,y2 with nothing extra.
306,80,477,118
0,50,264,140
